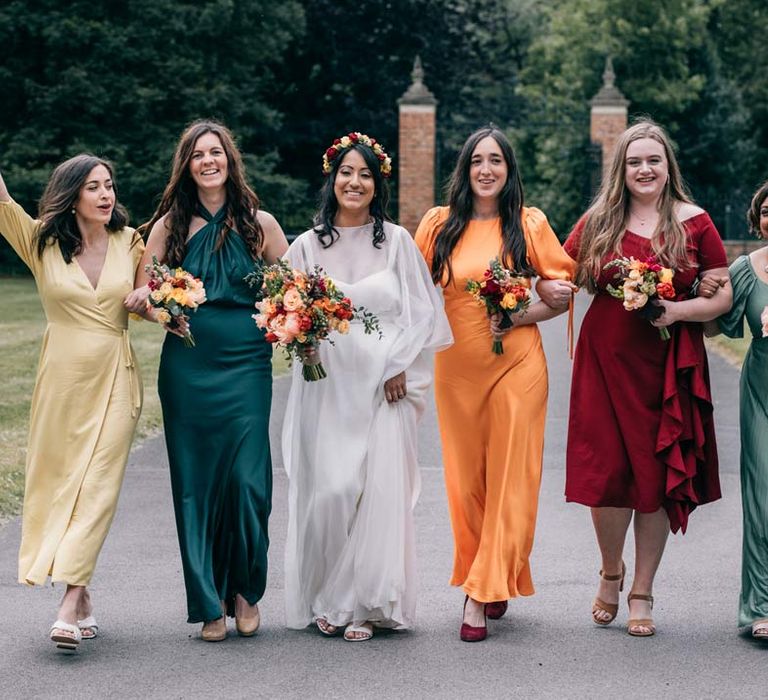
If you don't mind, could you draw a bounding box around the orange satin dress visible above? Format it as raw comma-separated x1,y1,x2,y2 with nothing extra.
415,206,575,602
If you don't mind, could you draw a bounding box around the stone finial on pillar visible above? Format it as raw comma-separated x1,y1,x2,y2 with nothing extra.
398,56,437,235
590,57,629,178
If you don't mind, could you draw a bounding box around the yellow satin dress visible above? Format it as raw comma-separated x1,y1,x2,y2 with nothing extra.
0,199,143,586
416,206,575,602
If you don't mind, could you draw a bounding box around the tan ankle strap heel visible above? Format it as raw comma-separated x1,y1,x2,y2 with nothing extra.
627,593,656,637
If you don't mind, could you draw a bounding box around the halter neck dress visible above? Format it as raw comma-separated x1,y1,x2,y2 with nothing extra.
158,205,272,623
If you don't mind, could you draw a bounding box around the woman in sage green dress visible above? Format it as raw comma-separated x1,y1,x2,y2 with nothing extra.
709,181,768,639
127,120,288,641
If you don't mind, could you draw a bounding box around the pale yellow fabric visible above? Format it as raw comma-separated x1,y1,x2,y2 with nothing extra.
0,199,143,585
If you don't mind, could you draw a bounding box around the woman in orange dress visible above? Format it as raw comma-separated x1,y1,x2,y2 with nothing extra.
415,126,576,641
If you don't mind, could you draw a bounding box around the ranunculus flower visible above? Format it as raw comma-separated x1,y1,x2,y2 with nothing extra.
656,282,675,299
659,268,674,284
337,319,350,334
159,281,173,297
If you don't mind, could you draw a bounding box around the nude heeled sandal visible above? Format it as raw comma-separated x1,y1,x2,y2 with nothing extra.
592,562,626,626
627,593,656,637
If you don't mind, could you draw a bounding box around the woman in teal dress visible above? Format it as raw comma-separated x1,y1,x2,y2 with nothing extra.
126,120,288,641
709,181,768,639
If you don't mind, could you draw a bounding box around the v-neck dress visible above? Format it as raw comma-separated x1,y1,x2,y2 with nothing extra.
157,206,272,624
0,198,144,586
717,254,768,626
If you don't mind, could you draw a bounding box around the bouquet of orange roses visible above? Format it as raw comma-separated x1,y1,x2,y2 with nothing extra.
249,259,381,381
604,256,676,340
466,257,532,354
146,256,207,347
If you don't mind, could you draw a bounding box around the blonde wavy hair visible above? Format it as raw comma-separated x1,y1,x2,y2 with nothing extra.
574,120,694,293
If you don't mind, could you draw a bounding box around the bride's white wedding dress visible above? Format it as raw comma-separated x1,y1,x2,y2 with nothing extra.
282,221,452,629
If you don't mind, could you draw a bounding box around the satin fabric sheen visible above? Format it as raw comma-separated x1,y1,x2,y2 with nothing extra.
0,199,143,586
718,255,768,626
158,206,272,623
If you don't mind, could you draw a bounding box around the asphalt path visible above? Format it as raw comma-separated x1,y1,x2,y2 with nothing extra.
0,292,764,699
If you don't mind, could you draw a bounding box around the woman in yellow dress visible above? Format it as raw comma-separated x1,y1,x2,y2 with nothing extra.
0,156,144,650
415,126,576,641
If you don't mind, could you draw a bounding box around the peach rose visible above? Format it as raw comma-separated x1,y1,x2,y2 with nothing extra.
156,309,171,325
283,288,304,311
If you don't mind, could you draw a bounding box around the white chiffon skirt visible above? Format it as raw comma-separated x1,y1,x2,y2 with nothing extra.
282,327,429,629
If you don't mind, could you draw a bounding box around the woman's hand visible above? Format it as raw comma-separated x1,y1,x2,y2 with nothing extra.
148,307,190,337
384,371,407,403
123,285,151,313
490,311,514,337
696,271,729,298
649,299,680,328
535,278,578,309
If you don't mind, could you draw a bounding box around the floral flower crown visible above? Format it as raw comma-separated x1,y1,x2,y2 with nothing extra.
322,132,392,178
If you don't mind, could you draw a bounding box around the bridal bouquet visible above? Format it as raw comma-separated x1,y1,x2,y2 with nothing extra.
604,256,676,340
250,259,381,381
145,256,207,347
761,305,768,338
466,257,532,354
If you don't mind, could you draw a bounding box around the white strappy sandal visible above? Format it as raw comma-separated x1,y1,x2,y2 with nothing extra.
343,622,374,642
78,615,99,640
50,620,82,650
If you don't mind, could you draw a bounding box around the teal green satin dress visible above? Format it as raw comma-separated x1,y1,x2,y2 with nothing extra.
158,205,272,624
718,254,768,626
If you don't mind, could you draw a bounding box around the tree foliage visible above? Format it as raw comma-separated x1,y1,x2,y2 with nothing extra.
1,0,766,272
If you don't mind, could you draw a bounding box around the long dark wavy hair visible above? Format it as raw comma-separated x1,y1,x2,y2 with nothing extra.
138,120,263,266
36,154,129,262
431,126,531,285
747,180,768,238
312,143,391,248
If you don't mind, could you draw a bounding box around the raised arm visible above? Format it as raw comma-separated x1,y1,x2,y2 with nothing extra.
0,168,11,202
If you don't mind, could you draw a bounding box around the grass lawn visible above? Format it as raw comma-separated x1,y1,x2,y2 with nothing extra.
0,276,288,520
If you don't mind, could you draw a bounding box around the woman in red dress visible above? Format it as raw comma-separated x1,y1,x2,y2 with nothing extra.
564,120,732,636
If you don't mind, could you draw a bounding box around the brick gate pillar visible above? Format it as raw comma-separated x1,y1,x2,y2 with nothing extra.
397,56,437,235
590,57,629,179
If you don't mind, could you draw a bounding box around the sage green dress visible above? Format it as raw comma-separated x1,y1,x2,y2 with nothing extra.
717,254,768,626
158,205,272,624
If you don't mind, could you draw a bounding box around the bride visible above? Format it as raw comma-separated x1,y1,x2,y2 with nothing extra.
282,133,452,641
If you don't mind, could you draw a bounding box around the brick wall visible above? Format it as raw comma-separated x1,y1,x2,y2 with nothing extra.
722,239,763,263
590,108,627,177
398,106,436,235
